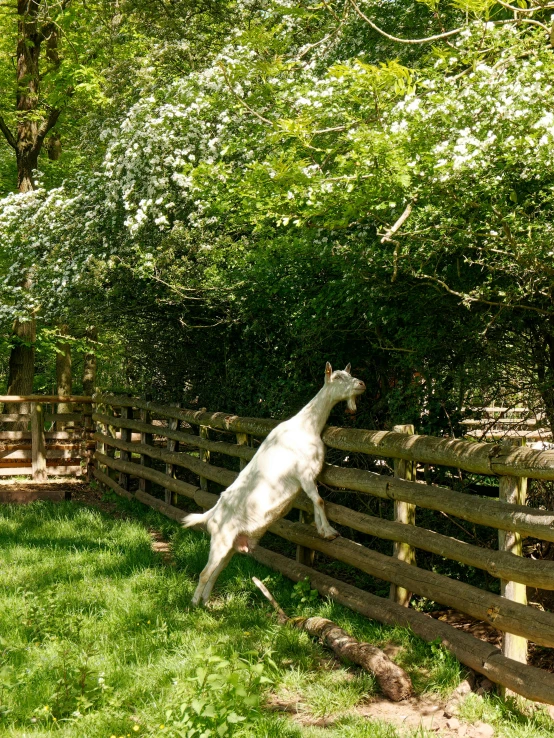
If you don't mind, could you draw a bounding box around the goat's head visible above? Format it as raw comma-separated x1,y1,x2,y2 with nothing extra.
324,362,365,412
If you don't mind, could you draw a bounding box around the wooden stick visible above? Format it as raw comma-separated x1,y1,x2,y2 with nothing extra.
251,577,412,701
252,577,288,623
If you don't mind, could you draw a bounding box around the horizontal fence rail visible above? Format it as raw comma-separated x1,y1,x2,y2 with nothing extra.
91,393,554,705
0,396,94,480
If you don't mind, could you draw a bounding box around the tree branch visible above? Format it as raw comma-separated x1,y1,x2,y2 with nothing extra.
495,0,554,14
380,201,414,243
0,115,16,149
33,106,61,154
347,0,463,44
417,274,553,316
348,0,549,44
218,63,273,126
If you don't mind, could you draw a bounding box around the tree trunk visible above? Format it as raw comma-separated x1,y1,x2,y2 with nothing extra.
56,325,72,429
82,327,98,396
5,316,36,427
2,1,63,402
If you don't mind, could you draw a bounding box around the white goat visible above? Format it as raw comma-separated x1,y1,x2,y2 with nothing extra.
182,362,366,606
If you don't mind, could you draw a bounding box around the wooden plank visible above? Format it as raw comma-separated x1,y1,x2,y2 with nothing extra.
92,412,251,460
390,424,416,607
499,439,528,698
92,467,134,501
0,431,32,440
319,464,554,543
292,493,554,590
44,413,83,423
95,394,554,480
0,465,82,477
296,509,315,567
0,414,30,423
31,404,47,482
0,395,92,403
95,451,198,500
94,432,236,487
236,433,251,472
0,449,82,460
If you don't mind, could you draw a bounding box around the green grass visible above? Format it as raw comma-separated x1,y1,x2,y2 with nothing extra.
0,496,551,738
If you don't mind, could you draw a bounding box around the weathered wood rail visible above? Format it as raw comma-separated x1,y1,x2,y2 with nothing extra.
89,393,554,703
0,395,94,479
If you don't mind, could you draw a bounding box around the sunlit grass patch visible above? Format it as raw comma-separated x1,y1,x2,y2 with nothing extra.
0,497,551,738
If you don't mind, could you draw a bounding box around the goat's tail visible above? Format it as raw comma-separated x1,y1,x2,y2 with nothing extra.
182,510,212,530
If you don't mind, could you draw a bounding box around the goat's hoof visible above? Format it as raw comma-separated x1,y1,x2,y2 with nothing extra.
322,529,340,540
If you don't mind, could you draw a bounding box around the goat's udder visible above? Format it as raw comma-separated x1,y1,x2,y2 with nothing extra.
234,534,255,553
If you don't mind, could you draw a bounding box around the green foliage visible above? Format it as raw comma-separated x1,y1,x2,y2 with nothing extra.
164,648,273,737
291,577,319,606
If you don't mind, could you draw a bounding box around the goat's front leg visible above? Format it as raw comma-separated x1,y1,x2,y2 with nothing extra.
300,479,339,540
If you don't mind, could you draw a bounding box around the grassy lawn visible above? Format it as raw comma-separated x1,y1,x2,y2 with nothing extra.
0,494,552,738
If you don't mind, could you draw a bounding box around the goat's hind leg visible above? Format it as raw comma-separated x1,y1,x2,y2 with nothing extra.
192,534,234,607
301,479,339,540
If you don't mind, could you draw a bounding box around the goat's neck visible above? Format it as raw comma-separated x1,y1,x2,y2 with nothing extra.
295,386,338,435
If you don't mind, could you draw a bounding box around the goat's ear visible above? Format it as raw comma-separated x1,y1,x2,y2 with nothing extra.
344,363,351,375
325,362,333,383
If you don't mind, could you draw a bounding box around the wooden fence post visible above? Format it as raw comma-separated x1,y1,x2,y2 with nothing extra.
106,409,117,481
82,403,94,480
119,405,132,492
499,437,528,696
296,509,316,567
390,424,416,607
165,403,180,505
31,402,47,482
94,390,107,482
139,403,153,495
199,425,210,491
236,432,251,472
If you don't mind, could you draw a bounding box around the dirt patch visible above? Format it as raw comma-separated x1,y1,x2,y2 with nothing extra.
267,691,497,735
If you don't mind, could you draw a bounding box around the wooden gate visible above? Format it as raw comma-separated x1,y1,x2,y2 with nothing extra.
0,395,94,479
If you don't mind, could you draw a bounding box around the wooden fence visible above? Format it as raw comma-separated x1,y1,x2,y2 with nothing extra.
90,394,554,705
0,395,94,479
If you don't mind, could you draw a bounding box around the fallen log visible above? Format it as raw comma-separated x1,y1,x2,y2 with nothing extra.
252,576,412,702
